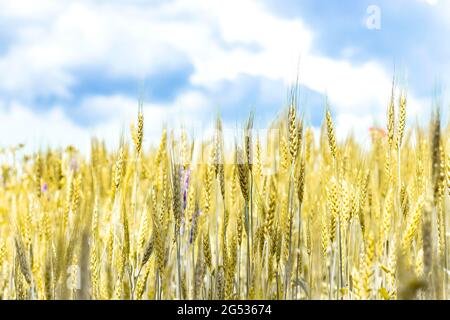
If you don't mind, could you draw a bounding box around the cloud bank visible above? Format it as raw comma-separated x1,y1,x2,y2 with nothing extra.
0,0,447,153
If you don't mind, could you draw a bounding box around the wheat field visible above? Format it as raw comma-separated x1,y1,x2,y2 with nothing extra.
0,86,449,300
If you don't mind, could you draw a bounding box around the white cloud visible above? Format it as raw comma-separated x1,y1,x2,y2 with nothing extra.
0,102,91,153
335,113,376,147
0,0,435,150
418,0,438,6
0,88,213,154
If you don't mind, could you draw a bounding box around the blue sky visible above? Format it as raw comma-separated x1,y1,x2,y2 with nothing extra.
0,0,448,151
